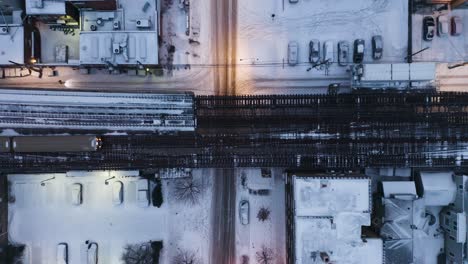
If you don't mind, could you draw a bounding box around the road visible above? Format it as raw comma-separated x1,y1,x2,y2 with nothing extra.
212,0,237,95
211,169,236,264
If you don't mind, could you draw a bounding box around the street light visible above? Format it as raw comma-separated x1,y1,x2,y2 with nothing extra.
104,176,115,185
40,176,55,186
448,61,468,70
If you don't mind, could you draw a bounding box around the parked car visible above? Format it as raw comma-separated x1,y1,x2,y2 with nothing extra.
451,16,463,36
309,40,320,64
137,179,149,207
239,200,249,225
71,183,82,205
112,181,123,205
372,35,383,60
353,39,365,63
423,16,435,41
56,243,68,264
288,41,299,66
437,15,449,36
87,243,98,264
323,41,334,64
338,41,349,66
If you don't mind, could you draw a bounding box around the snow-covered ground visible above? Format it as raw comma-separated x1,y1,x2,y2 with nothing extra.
235,0,409,94
235,168,286,264
8,169,213,264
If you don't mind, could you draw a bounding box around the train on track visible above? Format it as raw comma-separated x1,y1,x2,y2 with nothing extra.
0,136,102,153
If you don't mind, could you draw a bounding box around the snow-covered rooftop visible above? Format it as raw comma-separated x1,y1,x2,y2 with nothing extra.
0,26,24,65
293,176,370,217
79,31,159,65
291,175,381,264
25,0,66,15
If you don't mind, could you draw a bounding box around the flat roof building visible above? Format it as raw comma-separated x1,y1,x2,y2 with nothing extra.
286,174,383,264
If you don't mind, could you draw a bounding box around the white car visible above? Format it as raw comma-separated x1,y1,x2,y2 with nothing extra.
239,200,249,225
288,41,299,66
71,183,82,205
137,179,149,207
87,243,98,264
437,15,449,36
323,41,334,64
56,243,68,264
112,181,123,205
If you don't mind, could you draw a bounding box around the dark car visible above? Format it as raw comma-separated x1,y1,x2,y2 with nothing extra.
423,16,435,41
353,39,365,63
451,16,462,36
309,39,320,64
372,35,383,60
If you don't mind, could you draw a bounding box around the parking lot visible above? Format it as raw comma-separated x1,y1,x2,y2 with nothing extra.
8,171,166,264
236,0,409,94
412,8,468,62
8,169,213,264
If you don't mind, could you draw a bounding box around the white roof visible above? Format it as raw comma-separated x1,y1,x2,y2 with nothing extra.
26,0,66,15
294,216,382,264
361,63,435,82
293,176,370,217
79,31,159,65
420,171,456,206
410,63,436,80
382,181,417,198
292,176,380,264
0,26,24,65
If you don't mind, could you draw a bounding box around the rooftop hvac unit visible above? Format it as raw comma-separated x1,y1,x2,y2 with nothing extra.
113,21,120,30
136,19,150,28
0,27,9,34
113,43,121,54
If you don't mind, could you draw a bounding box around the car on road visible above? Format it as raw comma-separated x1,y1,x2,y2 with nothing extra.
353,39,365,63
71,183,82,205
288,41,299,66
87,243,98,264
451,16,462,36
338,41,349,66
309,40,320,64
372,35,383,60
137,179,149,207
423,16,435,41
112,181,123,205
239,200,249,225
56,243,68,264
323,41,334,64
289,0,298,3
437,15,449,36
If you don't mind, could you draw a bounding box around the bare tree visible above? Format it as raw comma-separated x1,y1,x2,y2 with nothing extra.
172,249,200,264
173,177,202,204
121,243,153,264
255,246,274,264
257,207,270,222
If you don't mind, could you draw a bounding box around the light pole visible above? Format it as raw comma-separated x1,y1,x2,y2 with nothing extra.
40,176,55,186
104,176,115,185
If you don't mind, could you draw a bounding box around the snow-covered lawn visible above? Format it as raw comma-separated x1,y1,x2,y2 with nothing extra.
8,169,213,264
236,0,408,94
235,168,286,264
